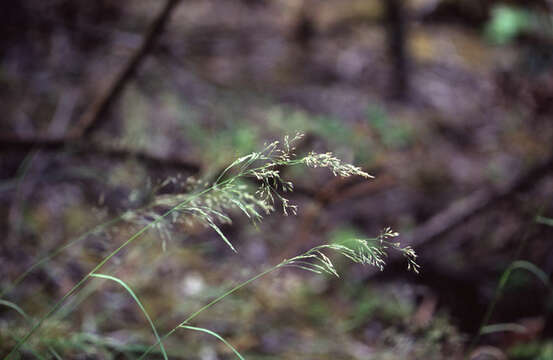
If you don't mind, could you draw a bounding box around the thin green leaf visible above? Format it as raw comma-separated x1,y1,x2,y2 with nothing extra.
284,263,324,274
48,347,63,360
536,216,553,227
179,325,245,360
0,299,56,359
208,222,237,252
0,216,122,299
0,299,30,322
185,206,236,252
480,323,527,335
215,154,254,185
231,198,253,219
500,260,550,289
201,207,232,224
6,332,47,360
90,274,168,360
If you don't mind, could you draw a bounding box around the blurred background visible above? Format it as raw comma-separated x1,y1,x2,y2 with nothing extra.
1,0,553,359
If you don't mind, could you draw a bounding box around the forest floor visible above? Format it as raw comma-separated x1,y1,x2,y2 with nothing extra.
1,1,553,359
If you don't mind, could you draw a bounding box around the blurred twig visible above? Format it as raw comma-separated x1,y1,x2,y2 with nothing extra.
68,0,181,138
404,155,553,248
372,153,553,274
384,0,410,100
6,151,40,244
275,151,553,267
0,136,201,173
0,0,185,192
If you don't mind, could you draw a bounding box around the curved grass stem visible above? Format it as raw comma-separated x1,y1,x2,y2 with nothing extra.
1,216,124,299
137,262,287,360
4,137,384,359
4,154,295,359
4,183,220,359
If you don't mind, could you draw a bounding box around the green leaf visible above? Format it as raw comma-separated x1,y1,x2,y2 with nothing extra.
208,222,237,252
536,216,553,227
179,325,245,360
0,299,30,322
499,260,550,290
0,299,54,359
481,322,528,335
90,273,168,360
485,5,531,45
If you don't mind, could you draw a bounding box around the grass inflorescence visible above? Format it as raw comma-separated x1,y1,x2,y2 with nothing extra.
2,133,419,359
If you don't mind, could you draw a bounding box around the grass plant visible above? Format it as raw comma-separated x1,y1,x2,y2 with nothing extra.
471,211,553,351
2,133,419,359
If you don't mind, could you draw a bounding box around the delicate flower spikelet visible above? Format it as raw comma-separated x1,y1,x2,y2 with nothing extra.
303,152,374,179
122,133,414,263
285,227,419,276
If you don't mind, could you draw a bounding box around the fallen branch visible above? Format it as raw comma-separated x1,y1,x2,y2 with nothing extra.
274,151,553,267
0,136,201,173
68,0,181,138
365,153,553,276
403,154,553,249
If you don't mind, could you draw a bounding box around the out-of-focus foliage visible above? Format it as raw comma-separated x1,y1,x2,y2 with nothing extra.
485,5,533,45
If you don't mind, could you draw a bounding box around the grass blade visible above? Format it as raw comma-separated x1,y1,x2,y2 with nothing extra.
0,216,123,299
499,260,550,289
208,223,237,252
179,325,245,360
536,216,553,227
0,299,30,322
90,273,168,360
480,323,527,335
5,333,46,360
473,259,551,350
0,299,60,359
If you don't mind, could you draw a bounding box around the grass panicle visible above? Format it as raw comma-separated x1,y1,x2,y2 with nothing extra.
4,133,419,359
116,132,376,252
136,226,419,359
286,227,420,276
